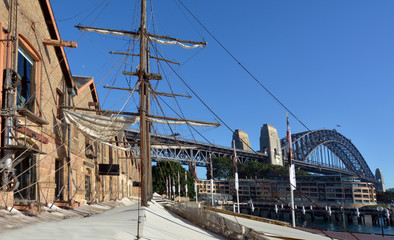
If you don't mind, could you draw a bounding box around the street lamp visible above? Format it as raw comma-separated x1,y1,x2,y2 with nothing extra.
377,206,384,237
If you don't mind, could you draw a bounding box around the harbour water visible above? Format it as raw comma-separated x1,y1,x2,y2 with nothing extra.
240,206,394,236
297,216,394,235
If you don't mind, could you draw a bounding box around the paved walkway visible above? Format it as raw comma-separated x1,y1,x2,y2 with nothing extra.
0,201,224,240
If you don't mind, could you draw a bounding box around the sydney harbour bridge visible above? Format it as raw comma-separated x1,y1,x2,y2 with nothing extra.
125,128,377,185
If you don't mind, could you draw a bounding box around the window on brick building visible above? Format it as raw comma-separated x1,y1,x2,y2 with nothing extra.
17,45,35,111
56,89,63,119
72,125,79,138
109,145,113,164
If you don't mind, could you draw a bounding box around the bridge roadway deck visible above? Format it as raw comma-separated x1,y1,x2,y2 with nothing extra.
125,129,268,166
125,129,357,177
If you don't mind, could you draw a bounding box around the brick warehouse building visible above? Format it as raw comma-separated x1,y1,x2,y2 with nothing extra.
0,0,140,209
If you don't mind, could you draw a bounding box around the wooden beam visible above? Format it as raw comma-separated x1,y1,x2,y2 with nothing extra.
122,71,138,76
88,102,100,107
109,51,139,57
103,86,191,98
15,126,49,144
18,108,49,125
123,71,162,80
147,73,162,80
152,91,191,98
103,86,136,91
109,51,180,65
43,39,77,48
148,114,221,127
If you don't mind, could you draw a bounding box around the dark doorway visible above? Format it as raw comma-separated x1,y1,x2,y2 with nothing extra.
85,175,91,201
55,159,64,200
14,155,36,200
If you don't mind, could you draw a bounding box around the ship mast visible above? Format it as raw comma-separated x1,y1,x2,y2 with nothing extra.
139,0,150,207
75,0,210,207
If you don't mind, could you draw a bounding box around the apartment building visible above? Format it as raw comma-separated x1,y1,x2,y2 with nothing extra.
198,176,376,208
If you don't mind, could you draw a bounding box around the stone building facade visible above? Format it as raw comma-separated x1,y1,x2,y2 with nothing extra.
0,0,138,209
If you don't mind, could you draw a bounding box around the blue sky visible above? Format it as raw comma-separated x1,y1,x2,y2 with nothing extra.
52,0,394,189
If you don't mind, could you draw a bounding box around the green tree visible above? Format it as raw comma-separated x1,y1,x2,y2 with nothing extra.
230,160,310,180
377,191,394,204
207,156,310,180
207,156,234,180
238,161,265,179
152,161,196,199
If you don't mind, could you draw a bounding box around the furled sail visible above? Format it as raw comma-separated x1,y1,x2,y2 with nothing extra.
149,37,205,49
151,145,197,149
75,26,139,38
76,26,206,49
64,110,219,150
102,142,131,151
64,110,139,142
147,117,219,127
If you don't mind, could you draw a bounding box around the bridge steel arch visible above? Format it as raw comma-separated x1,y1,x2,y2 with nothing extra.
281,129,375,182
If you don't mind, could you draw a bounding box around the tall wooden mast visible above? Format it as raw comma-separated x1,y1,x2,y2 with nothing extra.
139,0,150,207
75,0,210,208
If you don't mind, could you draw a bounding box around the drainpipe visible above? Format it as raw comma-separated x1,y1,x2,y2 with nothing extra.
101,142,105,201
67,88,74,201
126,150,129,198
117,149,120,199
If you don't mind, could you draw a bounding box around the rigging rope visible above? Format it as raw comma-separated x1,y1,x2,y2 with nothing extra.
150,42,354,239
56,0,106,23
